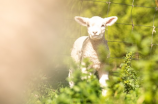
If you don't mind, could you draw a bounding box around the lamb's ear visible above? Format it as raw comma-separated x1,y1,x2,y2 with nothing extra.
104,16,118,26
74,16,89,26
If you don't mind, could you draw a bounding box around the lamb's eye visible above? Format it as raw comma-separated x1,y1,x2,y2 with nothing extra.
101,24,105,27
87,24,90,27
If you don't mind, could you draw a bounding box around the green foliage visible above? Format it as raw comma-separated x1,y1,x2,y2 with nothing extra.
27,59,106,104
26,52,140,104
27,30,158,104
26,83,58,104
120,52,139,93
27,0,158,104
66,0,157,58
53,59,105,104
105,52,140,104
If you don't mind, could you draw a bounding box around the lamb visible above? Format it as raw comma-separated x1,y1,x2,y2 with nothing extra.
69,16,118,95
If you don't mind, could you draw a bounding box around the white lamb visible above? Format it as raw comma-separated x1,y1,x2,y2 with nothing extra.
69,16,118,96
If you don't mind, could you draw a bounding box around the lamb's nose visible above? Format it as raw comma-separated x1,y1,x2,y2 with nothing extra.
93,31,97,34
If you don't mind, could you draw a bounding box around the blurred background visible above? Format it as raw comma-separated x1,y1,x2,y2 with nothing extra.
0,0,157,104
0,0,69,103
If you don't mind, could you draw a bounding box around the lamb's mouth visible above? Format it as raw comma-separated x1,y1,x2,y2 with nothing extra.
91,35,102,39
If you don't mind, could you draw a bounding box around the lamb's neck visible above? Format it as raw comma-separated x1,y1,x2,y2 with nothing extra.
89,37,106,47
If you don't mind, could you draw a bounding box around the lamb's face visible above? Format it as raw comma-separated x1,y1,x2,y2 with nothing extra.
75,16,118,40
87,17,106,40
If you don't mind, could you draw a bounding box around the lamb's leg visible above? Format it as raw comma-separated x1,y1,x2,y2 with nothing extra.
68,69,74,88
69,67,90,88
98,69,109,96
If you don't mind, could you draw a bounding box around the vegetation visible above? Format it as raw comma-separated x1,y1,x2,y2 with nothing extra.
27,0,158,104
26,41,158,104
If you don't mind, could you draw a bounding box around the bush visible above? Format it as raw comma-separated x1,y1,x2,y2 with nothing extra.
26,52,140,104
27,30,158,104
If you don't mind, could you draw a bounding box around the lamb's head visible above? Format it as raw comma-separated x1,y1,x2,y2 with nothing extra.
75,16,118,40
